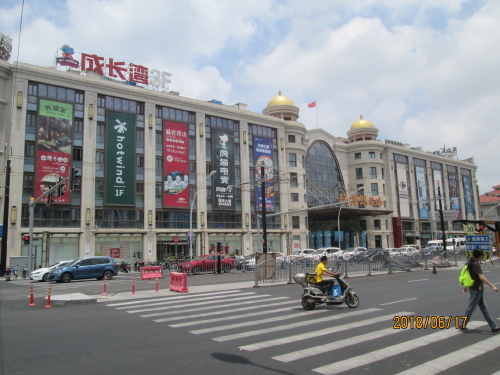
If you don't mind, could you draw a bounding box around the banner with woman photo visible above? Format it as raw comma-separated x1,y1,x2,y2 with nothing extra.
254,137,275,211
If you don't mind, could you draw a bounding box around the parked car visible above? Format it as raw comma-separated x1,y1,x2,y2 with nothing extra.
340,247,367,260
49,256,118,283
316,247,342,259
362,248,388,261
178,254,235,273
30,260,72,282
288,249,319,266
398,246,420,256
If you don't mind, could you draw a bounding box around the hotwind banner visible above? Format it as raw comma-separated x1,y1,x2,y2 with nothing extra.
396,163,410,217
254,137,275,211
105,111,135,205
213,129,235,209
163,121,189,208
463,175,475,220
36,99,73,204
415,166,429,218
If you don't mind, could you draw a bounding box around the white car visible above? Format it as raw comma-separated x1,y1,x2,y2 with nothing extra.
341,247,367,260
30,261,72,282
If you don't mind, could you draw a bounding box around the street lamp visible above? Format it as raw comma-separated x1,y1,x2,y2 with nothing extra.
481,203,500,221
337,187,364,249
189,170,217,260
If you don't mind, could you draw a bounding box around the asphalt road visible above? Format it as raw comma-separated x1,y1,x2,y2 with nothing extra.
2,265,500,375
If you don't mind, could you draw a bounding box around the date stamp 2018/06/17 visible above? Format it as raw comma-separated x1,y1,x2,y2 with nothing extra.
393,316,468,329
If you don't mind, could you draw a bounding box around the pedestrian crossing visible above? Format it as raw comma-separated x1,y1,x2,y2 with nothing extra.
104,289,500,375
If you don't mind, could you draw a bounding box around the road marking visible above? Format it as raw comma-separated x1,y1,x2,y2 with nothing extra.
273,327,406,363
170,305,299,327
238,311,409,350
312,321,486,375
149,297,291,320
396,331,500,374
106,289,241,306
380,298,417,305
407,279,429,282
126,294,268,313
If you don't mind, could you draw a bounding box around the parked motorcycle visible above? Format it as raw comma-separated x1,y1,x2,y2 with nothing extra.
293,273,360,310
120,262,130,273
4,266,11,281
21,264,27,279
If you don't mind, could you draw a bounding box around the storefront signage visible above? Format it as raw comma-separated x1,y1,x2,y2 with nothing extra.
254,137,275,211
105,111,136,205
55,45,172,90
163,121,189,208
433,146,457,157
0,32,12,61
213,129,235,209
339,193,382,207
36,99,73,204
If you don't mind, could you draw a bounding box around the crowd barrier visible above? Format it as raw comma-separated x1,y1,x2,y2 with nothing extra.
170,272,188,293
140,266,163,280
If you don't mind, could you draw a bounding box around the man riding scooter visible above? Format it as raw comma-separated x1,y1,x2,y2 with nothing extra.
315,256,341,295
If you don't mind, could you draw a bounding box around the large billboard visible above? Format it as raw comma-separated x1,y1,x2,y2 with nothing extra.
433,169,444,210
213,129,235,209
254,137,275,211
163,121,189,208
36,99,73,204
105,111,136,205
448,171,461,220
463,174,475,220
415,166,429,218
396,163,410,217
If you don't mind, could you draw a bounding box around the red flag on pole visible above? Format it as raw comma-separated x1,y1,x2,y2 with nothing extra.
308,101,316,108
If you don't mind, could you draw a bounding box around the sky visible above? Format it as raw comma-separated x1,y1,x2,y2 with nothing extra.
1,0,499,195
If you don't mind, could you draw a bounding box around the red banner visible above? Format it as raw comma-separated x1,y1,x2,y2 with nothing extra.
163,121,189,207
36,151,71,204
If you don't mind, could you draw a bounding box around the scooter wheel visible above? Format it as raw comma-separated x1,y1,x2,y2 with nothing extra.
346,293,359,308
301,296,316,310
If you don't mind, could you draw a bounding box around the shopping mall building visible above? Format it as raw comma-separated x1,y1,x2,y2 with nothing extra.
0,55,480,267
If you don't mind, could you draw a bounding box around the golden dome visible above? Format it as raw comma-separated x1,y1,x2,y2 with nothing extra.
267,91,295,107
350,115,374,130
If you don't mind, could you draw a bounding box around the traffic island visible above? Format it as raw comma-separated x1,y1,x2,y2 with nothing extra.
47,293,98,306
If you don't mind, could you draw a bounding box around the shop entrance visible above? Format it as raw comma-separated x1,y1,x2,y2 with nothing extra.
157,242,189,260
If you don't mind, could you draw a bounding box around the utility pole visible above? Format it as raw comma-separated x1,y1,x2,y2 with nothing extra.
261,161,267,253
0,159,11,277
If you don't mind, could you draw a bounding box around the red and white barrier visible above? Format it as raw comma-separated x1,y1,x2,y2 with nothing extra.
169,272,188,293
140,266,163,280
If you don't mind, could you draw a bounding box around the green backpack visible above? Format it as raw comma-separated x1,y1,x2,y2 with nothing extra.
459,264,474,287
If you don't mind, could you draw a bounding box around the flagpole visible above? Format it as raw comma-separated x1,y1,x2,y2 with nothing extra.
315,105,318,129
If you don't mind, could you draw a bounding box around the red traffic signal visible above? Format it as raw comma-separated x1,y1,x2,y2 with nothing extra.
23,235,30,245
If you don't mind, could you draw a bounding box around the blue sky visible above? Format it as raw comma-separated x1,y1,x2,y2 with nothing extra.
1,0,499,195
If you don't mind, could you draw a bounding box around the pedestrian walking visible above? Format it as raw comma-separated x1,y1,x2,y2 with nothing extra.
460,248,500,333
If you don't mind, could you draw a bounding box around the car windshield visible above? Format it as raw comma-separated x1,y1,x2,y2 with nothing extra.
292,251,302,255
50,261,71,268
345,248,357,252
316,250,325,255
65,259,79,267
191,256,204,262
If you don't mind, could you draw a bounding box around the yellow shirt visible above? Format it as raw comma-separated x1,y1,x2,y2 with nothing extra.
315,262,327,283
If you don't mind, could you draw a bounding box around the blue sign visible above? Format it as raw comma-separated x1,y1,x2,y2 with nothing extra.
323,230,332,247
466,235,490,251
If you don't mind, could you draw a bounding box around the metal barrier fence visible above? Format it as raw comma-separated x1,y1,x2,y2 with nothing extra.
253,250,478,286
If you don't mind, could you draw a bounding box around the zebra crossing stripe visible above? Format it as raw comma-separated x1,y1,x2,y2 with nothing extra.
170,305,297,328
238,311,408,350
312,320,486,375
115,291,255,309
152,298,293,322
395,329,500,375
273,327,406,363
190,306,334,334
215,307,384,343
106,290,241,307
127,294,271,314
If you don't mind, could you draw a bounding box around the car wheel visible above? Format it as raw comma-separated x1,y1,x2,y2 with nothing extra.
61,273,72,283
103,270,113,280
346,293,359,308
301,296,316,311
193,266,201,274
42,273,50,282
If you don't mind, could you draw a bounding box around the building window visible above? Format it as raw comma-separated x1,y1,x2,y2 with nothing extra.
381,168,384,179
288,135,296,143
290,172,298,187
370,167,377,179
371,183,378,196
369,152,375,159
291,193,299,202
360,220,367,230
374,219,381,230
355,152,361,160
356,168,363,180
289,153,297,167
292,216,300,229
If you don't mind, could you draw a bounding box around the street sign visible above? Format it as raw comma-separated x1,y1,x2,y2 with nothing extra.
174,237,179,243
466,235,491,259
463,224,475,235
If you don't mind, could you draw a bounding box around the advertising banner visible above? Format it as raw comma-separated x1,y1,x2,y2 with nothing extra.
36,99,73,204
396,163,410,217
163,121,189,208
463,175,476,220
254,137,275,211
316,231,324,249
213,129,235,209
448,172,461,220
433,169,444,210
105,111,136,205
415,166,429,218
323,230,332,247
309,231,316,249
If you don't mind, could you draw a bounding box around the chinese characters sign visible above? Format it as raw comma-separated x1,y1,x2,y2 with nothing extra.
163,121,189,208
339,193,382,208
36,100,73,204
0,32,12,61
254,137,275,211
105,111,136,205
213,129,235,209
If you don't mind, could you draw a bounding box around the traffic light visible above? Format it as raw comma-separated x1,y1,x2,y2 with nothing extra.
70,167,81,191
56,177,64,197
23,235,30,245
478,225,486,234
217,242,223,253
